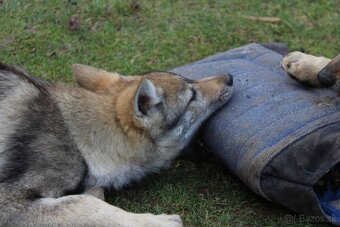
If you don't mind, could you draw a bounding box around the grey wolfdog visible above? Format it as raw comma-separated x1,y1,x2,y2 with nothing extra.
0,62,233,226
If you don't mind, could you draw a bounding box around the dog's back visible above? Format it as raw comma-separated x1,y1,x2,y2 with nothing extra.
0,64,42,181
0,64,87,199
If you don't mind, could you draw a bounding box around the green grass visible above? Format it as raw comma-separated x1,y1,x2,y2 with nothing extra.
0,0,339,226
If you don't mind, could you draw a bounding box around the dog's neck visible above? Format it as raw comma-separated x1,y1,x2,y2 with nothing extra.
53,87,165,189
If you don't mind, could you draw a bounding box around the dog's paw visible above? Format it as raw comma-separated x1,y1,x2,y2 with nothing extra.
281,51,330,86
155,214,183,227
141,214,183,227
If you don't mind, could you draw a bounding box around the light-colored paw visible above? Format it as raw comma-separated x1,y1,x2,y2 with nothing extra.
282,51,331,86
155,214,183,227
141,213,183,227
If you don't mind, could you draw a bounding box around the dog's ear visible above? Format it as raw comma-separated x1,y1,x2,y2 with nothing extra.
134,79,163,118
71,64,122,92
317,54,340,87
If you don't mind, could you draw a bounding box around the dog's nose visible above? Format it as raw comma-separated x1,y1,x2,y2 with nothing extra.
227,74,233,86
223,74,233,86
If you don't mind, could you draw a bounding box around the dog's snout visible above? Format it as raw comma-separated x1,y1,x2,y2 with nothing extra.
220,74,233,86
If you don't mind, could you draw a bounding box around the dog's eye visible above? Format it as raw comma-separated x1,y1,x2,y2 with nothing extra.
190,88,197,102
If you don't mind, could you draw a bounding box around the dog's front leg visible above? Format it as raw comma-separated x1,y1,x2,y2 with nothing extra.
0,184,183,227
35,195,183,227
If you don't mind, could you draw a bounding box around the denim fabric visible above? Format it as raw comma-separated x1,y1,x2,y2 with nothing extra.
171,43,340,224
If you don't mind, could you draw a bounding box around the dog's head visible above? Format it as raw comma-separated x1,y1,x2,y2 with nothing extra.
71,64,233,157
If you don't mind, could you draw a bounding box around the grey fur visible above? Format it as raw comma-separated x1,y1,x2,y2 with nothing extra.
0,63,233,226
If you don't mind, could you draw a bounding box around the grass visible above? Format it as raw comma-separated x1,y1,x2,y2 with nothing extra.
0,0,339,226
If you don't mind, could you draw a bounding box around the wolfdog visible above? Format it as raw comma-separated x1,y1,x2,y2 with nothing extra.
0,62,233,226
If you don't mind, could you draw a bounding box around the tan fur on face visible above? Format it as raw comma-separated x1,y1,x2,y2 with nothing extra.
144,72,187,107
114,78,152,136
195,76,228,102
